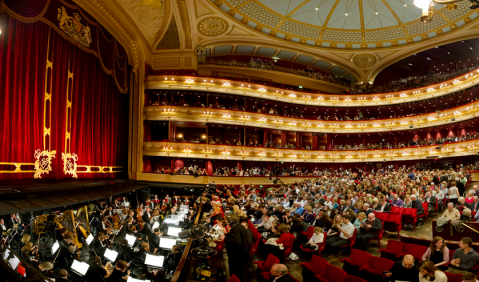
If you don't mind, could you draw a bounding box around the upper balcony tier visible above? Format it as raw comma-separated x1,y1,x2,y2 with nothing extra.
145,100,479,134
146,66,479,107
144,139,479,163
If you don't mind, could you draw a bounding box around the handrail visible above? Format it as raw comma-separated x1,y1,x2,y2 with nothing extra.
170,205,202,282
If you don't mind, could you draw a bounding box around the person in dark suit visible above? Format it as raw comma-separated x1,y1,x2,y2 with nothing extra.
56,269,71,282
470,196,479,212
132,242,149,267
456,180,465,197
374,198,391,213
114,239,132,263
268,264,295,282
424,191,437,212
142,207,151,223
411,194,424,215
85,256,107,281
0,219,7,242
149,228,161,253
91,232,107,257
222,214,248,282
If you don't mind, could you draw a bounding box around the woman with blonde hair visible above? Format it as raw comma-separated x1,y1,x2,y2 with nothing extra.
418,260,447,282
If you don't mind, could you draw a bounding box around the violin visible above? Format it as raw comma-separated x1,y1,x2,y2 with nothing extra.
161,204,167,211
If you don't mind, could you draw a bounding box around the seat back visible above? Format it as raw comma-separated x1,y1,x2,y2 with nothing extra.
368,256,395,272
317,232,328,254
227,275,241,282
386,240,405,254
323,264,348,282
264,254,280,271
403,208,417,217
374,212,388,222
404,244,428,260
283,233,295,247
386,213,402,225
349,249,372,266
253,232,262,246
344,275,368,282
444,271,463,282
390,206,402,214
421,202,428,211
304,225,314,237
311,255,329,275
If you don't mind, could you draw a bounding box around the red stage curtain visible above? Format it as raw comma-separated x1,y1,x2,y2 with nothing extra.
0,13,128,180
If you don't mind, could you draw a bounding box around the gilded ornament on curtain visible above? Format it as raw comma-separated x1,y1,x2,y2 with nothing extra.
57,7,92,47
34,149,57,179
62,153,79,178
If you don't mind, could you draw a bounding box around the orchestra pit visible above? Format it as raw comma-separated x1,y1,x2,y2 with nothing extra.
4,0,479,281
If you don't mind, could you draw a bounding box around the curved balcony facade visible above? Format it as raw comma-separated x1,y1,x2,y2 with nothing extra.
145,101,479,134
144,139,479,163
146,67,479,107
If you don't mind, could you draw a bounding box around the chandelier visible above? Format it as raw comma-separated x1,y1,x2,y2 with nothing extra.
414,0,477,23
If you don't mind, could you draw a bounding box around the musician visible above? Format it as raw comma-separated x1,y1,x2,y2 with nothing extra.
126,218,138,234
114,239,132,263
104,206,114,219
21,242,39,266
132,242,149,266
7,214,21,229
140,219,152,237
92,232,107,257
173,196,180,205
98,217,111,234
165,245,182,272
38,262,54,276
143,207,152,223
0,219,7,242
148,228,162,253
60,234,74,251
137,203,145,214
152,195,160,204
62,245,80,270
85,256,108,280
184,197,190,206
57,269,70,282
113,199,121,209
106,260,130,282
165,194,171,204
126,210,136,224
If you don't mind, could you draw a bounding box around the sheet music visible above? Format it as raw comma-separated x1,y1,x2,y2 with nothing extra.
3,248,10,260
125,234,136,247
159,238,176,249
127,277,149,282
144,254,164,267
71,260,89,276
8,255,20,269
52,241,60,254
104,249,118,262
167,227,182,237
152,222,159,230
85,234,94,245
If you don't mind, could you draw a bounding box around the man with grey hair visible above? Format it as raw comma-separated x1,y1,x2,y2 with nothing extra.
363,203,373,216
269,264,295,282
473,185,479,197
410,194,424,216
442,202,460,221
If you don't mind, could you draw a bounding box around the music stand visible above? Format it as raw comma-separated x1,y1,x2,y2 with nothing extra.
167,227,182,237
104,249,118,263
144,253,164,269
51,241,60,254
152,222,159,230
70,260,89,276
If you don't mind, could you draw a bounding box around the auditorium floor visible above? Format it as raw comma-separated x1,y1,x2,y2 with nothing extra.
193,206,442,282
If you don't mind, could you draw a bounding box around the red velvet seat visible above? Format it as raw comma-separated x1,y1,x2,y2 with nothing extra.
254,253,280,272
418,202,429,223
282,233,296,262
340,249,372,276
384,213,402,239
378,240,405,261
402,208,418,230
359,256,394,280
301,225,315,240
249,231,262,260
300,255,329,275
314,264,348,282
374,211,388,222
390,206,403,214
227,275,240,282
396,243,428,262
444,271,463,282
337,228,357,253
344,275,368,282
300,232,327,255
366,221,384,248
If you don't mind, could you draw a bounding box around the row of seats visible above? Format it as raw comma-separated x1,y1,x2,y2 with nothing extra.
255,254,301,282
300,254,367,282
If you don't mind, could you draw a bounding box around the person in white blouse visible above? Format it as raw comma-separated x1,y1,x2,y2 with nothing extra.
301,227,324,250
418,260,447,282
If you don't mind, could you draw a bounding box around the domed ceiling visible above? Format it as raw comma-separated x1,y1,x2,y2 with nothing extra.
216,0,479,48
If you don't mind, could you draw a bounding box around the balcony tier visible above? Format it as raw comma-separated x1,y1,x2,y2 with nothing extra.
144,139,479,163
145,102,479,133
146,68,479,107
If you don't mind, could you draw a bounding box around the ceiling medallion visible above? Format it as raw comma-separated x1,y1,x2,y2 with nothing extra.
269,30,277,36
227,9,235,16
353,54,377,68
198,17,229,36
